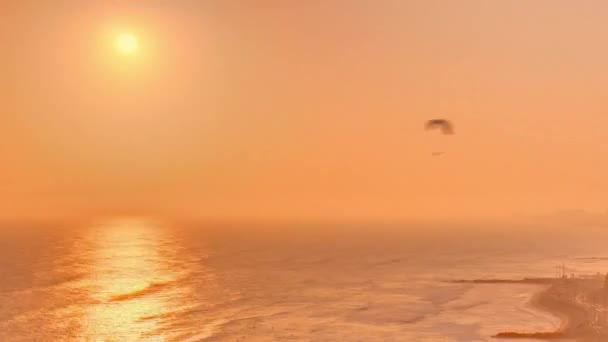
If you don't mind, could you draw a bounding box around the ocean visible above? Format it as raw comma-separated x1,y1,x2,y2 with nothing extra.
1,219,605,341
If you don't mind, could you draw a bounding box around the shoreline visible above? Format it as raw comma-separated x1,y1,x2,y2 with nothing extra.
529,286,568,332
498,280,603,341
453,277,605,341
530,283,585,336
493,283,571,340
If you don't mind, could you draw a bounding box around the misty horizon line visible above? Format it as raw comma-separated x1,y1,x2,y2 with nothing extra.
3,209,608,230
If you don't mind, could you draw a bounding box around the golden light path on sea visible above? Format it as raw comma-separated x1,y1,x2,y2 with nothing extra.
81,220,177,341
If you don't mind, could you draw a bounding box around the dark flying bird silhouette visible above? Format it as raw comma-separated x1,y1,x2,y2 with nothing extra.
425,119,454,135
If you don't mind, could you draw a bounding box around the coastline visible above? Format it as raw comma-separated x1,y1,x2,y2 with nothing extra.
492,284,569,340
493,279,602,341
529,286,569,332
531,284,585,335
453,277,605,341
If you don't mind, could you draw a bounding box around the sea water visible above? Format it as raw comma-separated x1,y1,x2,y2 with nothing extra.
0,219,603,341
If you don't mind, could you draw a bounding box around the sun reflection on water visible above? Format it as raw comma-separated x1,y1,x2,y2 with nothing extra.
81,219,179,341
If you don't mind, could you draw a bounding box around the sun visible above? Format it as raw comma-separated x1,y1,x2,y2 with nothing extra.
115,32,139,56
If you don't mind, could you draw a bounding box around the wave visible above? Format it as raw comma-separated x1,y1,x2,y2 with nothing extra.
108,280,178,302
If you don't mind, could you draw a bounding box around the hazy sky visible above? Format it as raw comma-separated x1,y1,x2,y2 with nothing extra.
3,1,608,222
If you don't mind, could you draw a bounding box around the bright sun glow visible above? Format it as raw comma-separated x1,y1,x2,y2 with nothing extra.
115,33,139,56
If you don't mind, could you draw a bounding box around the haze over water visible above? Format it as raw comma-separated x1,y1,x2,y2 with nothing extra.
2,219,606,341
5,2,608,341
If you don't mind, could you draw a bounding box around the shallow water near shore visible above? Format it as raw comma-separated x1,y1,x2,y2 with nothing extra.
0,220,606,341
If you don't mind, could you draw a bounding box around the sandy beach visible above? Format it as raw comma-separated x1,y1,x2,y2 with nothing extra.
490,277,607,341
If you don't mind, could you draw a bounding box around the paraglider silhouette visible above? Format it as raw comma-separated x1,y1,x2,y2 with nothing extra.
425,119,454,135
425,119,454,156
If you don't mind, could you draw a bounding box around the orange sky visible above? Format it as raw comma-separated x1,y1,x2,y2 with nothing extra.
2,1,608,222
